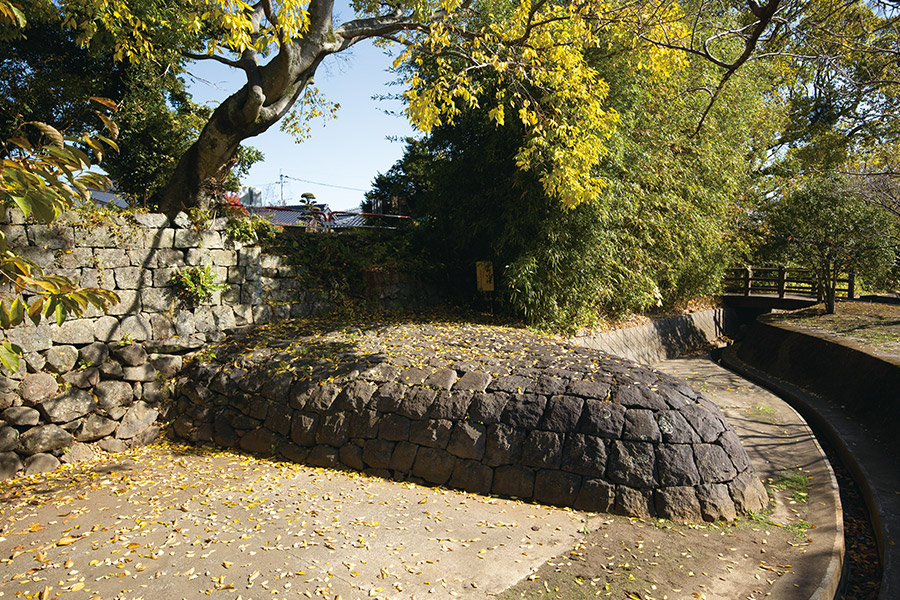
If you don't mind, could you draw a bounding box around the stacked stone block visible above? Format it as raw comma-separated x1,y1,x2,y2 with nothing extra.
173,323,768,522
0,342,171,478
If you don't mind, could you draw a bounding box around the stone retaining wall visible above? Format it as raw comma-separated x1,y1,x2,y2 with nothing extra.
0,210,433,478
173,322,768,522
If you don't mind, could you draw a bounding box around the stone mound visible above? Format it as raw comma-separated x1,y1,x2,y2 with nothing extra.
173,319,767,521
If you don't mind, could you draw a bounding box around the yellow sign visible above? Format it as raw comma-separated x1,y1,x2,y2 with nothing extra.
476,261,494,292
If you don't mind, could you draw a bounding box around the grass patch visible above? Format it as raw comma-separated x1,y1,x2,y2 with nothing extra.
771,469,810,503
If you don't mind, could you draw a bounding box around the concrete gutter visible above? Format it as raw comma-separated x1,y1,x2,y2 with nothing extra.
571,308,743,364
722,340,899,600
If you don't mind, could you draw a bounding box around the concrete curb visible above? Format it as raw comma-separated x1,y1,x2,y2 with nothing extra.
722,345,897,600
570,308,742,364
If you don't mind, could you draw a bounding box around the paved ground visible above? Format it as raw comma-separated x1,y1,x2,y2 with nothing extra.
0,354,841,600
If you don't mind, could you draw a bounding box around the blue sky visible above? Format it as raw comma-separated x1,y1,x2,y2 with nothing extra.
184,3,416,211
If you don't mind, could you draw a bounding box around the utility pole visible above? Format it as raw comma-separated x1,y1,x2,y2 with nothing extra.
279,171,284,206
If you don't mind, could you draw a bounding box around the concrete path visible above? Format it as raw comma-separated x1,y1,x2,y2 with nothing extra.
723,347,899,600
654,355,844,600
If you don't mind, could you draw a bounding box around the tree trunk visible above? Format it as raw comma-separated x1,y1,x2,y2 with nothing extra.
157,0,339,217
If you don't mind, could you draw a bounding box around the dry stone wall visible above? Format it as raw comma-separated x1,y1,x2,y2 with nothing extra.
0,210,430,479
172,322,769,522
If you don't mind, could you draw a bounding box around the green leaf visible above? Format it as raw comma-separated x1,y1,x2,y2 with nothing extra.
0,341,21,373
8,297,24,327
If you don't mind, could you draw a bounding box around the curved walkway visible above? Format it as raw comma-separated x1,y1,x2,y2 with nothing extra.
723,346,899,600
652,355,844,600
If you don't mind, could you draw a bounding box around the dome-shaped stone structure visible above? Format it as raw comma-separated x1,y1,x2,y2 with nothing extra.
173,319,767,521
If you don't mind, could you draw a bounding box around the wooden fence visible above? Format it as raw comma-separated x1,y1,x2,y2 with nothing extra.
723,266,855,299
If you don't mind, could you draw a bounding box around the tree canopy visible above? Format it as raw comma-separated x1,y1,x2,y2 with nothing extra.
10,0,823,215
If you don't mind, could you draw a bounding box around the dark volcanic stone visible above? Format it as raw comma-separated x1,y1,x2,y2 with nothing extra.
316,412,350,447
484,423,525,467
305,384,342,412
693,444,737,483
577,399,626,438
409,419,452,449
340,445,365,471
399,367,430,386
411,447,455,484
374,382,407,412
488,375,530,394
501,394,547,429
213,412,240,447
259,371,293,400
534,470,581,506
657,444,701,486
716,430,751,473
264,403,293,436
424,368,457,390
607,441,657,488
561,433,606,476
540,396,584,432
290,414,319,446
614,487,654,518
449,459,493,494
615,385,668,410
527,375,566,396
492,465,535,498
622,409,662,442
307,445,340,468
521,430,563,469
380,414,410,442
280,443,310,464
349,410,379,439
680,403,726,443
697,483,737,522
454,371,492,392
655,486,702,522
363,439,395,469
389,441,418,472
240,428,278,454
446,421,486,460
334,380,377,411
397,387,437,419
729,471,768,513
467,393,508,424
567,380,611,400
655,410,701,444
428,391,474,420
574,479,616,513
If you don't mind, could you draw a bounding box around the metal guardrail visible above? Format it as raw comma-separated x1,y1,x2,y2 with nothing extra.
723,266,855,299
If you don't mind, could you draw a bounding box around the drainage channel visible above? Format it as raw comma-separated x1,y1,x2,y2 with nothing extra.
813,427,881,599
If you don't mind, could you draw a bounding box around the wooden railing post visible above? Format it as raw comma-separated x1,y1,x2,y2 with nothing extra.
778,266,786,298
743,267,752,296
